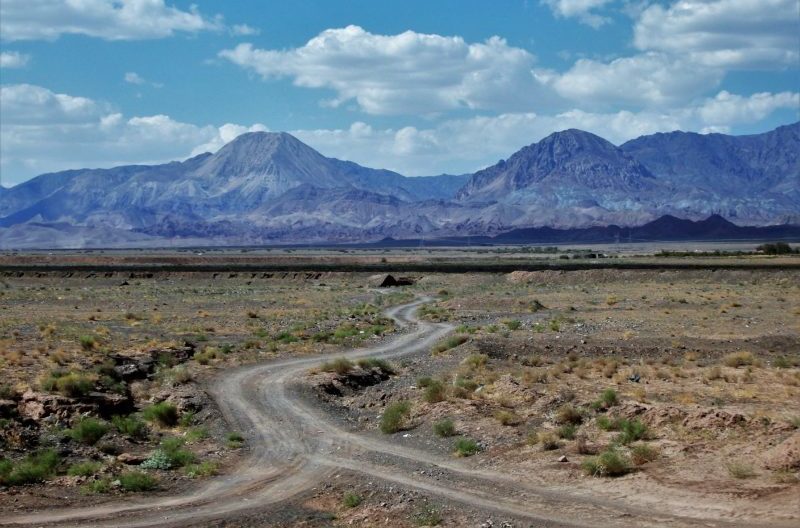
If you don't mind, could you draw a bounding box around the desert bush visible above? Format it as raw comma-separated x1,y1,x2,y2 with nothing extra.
333,324,359,340
554,404,583,425
178,411,196,428
226,431,245,448
142,401,179,427
558,423,578,439
67,461,102,477
68,418,109,445
81,478,112,494
79,335,97,350
454,438,480,457
723,351,755,368
630,444,659,465
0,449,60,486
142,437,195,469
356,357,395,374
380,401,411,434
433,419,456,437
539,432,561,450
432,335,468,355
504,319,522,330
119,471,158,492
320,357,354,375
616,419,648,445
416,376,434,388
412,504,443,526
112,415,147,439
184,461,218,478
582,448,632,477
342,491,362,508
40,370,94,397
423,380,447,403
462,353,488,369
495,410,522,426
185,427,209,443
726,461,755,479
275,331,299,344
591,388,619,410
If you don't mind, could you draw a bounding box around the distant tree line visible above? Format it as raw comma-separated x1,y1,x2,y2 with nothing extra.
756,242,799,255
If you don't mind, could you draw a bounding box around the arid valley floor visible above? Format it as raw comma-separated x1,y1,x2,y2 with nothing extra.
0,249,798,527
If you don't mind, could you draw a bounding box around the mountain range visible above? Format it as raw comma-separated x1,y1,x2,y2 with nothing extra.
1,122,798,248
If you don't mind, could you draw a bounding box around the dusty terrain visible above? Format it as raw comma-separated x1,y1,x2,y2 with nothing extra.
0,260,798,527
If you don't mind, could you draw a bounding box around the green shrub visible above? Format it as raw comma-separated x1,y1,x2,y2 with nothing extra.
1,449,60,486
320,357,354,375
592,388,619,410
342,491,362,508
275,331,299,344
596,415,623,431
67,461,102,477
333,324,360,340
185,427,209,443
142,401,179,427
432,335,468,355
416,376,434,388
539,432,561,450
79,335,96,350
454,438,480,457
433,419,456,438
504,319,522,331
68,418,109,445
723,351,755,368
380,401,411,434
0,459,11,481
558,423,578,440
153,437,196,468
462,353,488,369
495,410,522,426
40,370,94,397
140,450,172,470
582,448,632,477
184,461,218,478
226,431,244,448
119,471,158,492
631,444,659,465
617,419,648,445
81,478,112,494
112,415,147,439
178,411,195,428
412,504,442,526
423,380,447,403
356,357,395,373
554,404,583,425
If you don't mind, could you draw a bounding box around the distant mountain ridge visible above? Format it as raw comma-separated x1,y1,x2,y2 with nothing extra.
1,122,798,248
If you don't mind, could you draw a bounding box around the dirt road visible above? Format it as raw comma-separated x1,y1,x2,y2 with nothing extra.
3,298,793,527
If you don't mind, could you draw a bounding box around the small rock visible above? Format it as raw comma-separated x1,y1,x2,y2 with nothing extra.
558,455,568,463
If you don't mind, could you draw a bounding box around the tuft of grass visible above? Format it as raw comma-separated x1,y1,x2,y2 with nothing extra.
630,444,659,465
558,423,578,440
67,461,102,477
356,357,395,374
342,491,362,508
723,351,755,368
423,380,447,403
40,370,94,397
503,319,522,330
616,419,648,445
591,388,619,410
142,401,179,427
727,461,755,479
184,461,218,478
432,335,468,355
539,432,560,450
380,401,411,434
0,449,60,486
68,417,110,445
433,419,456,437
119,471,158,492
112,415,147,439
454,438,480,457
582,448,632,477
226,431,245,448
319,357,354,375
554,404,583,425
495,410,522,426
81,478,112,494
462,353,489,369
79,335,97,350
412,504,442,526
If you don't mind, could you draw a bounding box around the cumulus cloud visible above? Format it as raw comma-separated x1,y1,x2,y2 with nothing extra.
231,24,260,36
219,25,552,115
0,84,265,185
124,72,145,85
633,0,800,68
0,0,222,41
0,51,29,68
551,52,724,108
697,91,800,127
541,0,614,27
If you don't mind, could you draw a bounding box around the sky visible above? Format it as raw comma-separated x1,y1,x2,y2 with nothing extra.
0,0,798,186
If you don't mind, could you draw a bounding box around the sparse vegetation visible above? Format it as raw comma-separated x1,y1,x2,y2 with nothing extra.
727,461,756,479
40,370,94,397
119,471,158,492
68,418,110,445
582,448,632,477
380,401,411,434
342,491,362,508
142,401,179,427
0,449,60,486
433,418,456,437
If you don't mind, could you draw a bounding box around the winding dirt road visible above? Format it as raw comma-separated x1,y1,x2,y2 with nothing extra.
4,298,794,527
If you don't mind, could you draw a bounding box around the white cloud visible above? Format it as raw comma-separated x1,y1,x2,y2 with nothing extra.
124,72,145,85
541,0,614,27
0,84,265,185
697,91,800,127
219,25,552,115
0,0,221,41
633,0,800,68
191,123,270,155
552,52,724,108
231,24,260,36
0,51,29,68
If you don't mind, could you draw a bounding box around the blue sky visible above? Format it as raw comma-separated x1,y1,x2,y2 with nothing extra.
1,0,798,186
